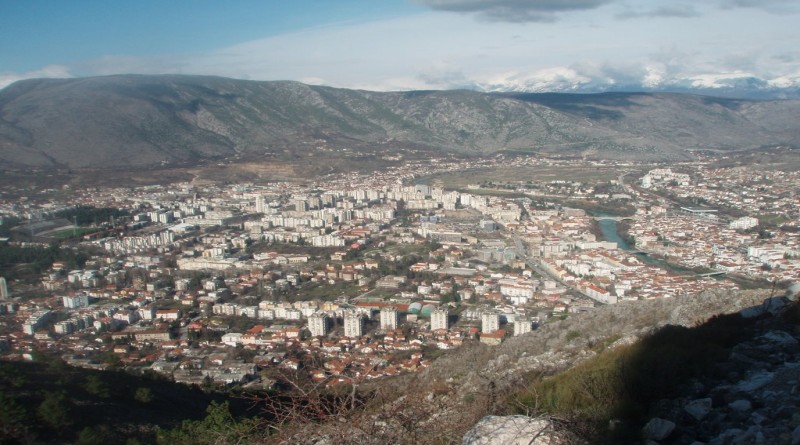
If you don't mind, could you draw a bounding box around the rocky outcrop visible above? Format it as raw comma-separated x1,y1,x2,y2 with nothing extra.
462,415,576,445
639,293,800,445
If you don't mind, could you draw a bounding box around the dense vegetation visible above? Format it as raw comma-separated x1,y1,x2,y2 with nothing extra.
0,356,260,444
0,244,89,281
54,206,130,227
510,311,759,442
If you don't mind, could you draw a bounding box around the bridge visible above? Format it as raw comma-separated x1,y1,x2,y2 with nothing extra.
696,271,727,278
592,216,634,222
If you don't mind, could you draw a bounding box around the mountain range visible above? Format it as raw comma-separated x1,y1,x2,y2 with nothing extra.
1,74,799,170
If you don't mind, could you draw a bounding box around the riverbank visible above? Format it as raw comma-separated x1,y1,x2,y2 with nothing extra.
594,215,772,289
594,216,702,275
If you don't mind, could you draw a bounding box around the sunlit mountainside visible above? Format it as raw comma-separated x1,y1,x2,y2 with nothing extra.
1,75,799,170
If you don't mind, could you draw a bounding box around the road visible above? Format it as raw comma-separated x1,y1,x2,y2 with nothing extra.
511,233,591,300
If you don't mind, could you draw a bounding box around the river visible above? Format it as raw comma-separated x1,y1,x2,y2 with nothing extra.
596,217,632,250
595,215,695,274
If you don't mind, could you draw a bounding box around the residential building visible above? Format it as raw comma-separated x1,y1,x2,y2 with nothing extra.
63,293,89,309
308,313,328,337
514,318,532,336
380,307,399,331
481,311,500,333
343,312,364,338
431,308,449,331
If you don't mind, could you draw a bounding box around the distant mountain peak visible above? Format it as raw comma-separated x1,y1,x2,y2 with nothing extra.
471,71,800,99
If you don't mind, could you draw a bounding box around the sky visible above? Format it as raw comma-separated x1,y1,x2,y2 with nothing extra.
2,0,799,93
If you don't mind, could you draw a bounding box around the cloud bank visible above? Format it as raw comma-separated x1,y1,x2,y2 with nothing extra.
415,0,612,22
2,0,799,97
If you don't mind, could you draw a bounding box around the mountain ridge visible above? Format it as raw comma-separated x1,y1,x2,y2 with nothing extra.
1,74,799,170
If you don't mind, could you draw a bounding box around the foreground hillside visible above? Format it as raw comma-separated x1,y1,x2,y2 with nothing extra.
267,287,799,444
3,287,797,444
1,75,799,169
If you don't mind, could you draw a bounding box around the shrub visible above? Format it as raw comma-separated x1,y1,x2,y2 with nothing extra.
134,387,154,404
511,312,752,442
38,391,72,429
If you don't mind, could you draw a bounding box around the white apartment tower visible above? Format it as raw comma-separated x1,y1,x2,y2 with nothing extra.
482,311,500,333
63,293,89,309
430,308,449,331
380,307,399,331
343,312,364,338
308,313,328,337
514,318,532,336
255,196,269,214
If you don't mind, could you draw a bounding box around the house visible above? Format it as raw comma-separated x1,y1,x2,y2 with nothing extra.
156,309,182,321
479,329,506,346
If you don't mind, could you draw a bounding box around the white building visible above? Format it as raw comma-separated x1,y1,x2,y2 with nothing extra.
343,312,364,338
481,311,500,333
63,293,89,309
514,318,532,336
308,313,328,337
138,305,157,320
430,308,449,331
380,307,399,331
730,216,759,230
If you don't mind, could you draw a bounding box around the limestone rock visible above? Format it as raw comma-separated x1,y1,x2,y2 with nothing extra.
728,399,752,412
685,398,713,421
735,371,775,392
462,415,561,445
643,417,676,441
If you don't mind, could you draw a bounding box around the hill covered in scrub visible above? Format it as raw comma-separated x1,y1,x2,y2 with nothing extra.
1,75,799,169
263,287,800,445
0,356,261,444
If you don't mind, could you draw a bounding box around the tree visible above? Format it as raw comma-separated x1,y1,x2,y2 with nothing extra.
102,352,123,370
75,426,112,445
134,387,154,404
84,375,110,398
0,392,28,442
157,401,264,445
38,391,72,429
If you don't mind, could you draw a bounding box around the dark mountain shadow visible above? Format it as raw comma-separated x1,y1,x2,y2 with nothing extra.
496,92,649,120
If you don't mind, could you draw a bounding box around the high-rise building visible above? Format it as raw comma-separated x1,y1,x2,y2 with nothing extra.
431,308,449,331
0,277,7,299
343,312,363,338
380,307,399,331
63,293,89,309
514,318,532,336
481,311,500,333
307,196,322,210
308,313,328,337
255,196,269,214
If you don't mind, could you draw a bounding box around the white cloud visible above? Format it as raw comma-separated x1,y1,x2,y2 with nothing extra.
2,2,800,96
0,65,73,89
616,4,701,19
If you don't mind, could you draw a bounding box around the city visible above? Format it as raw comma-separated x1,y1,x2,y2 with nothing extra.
1,153,796,390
